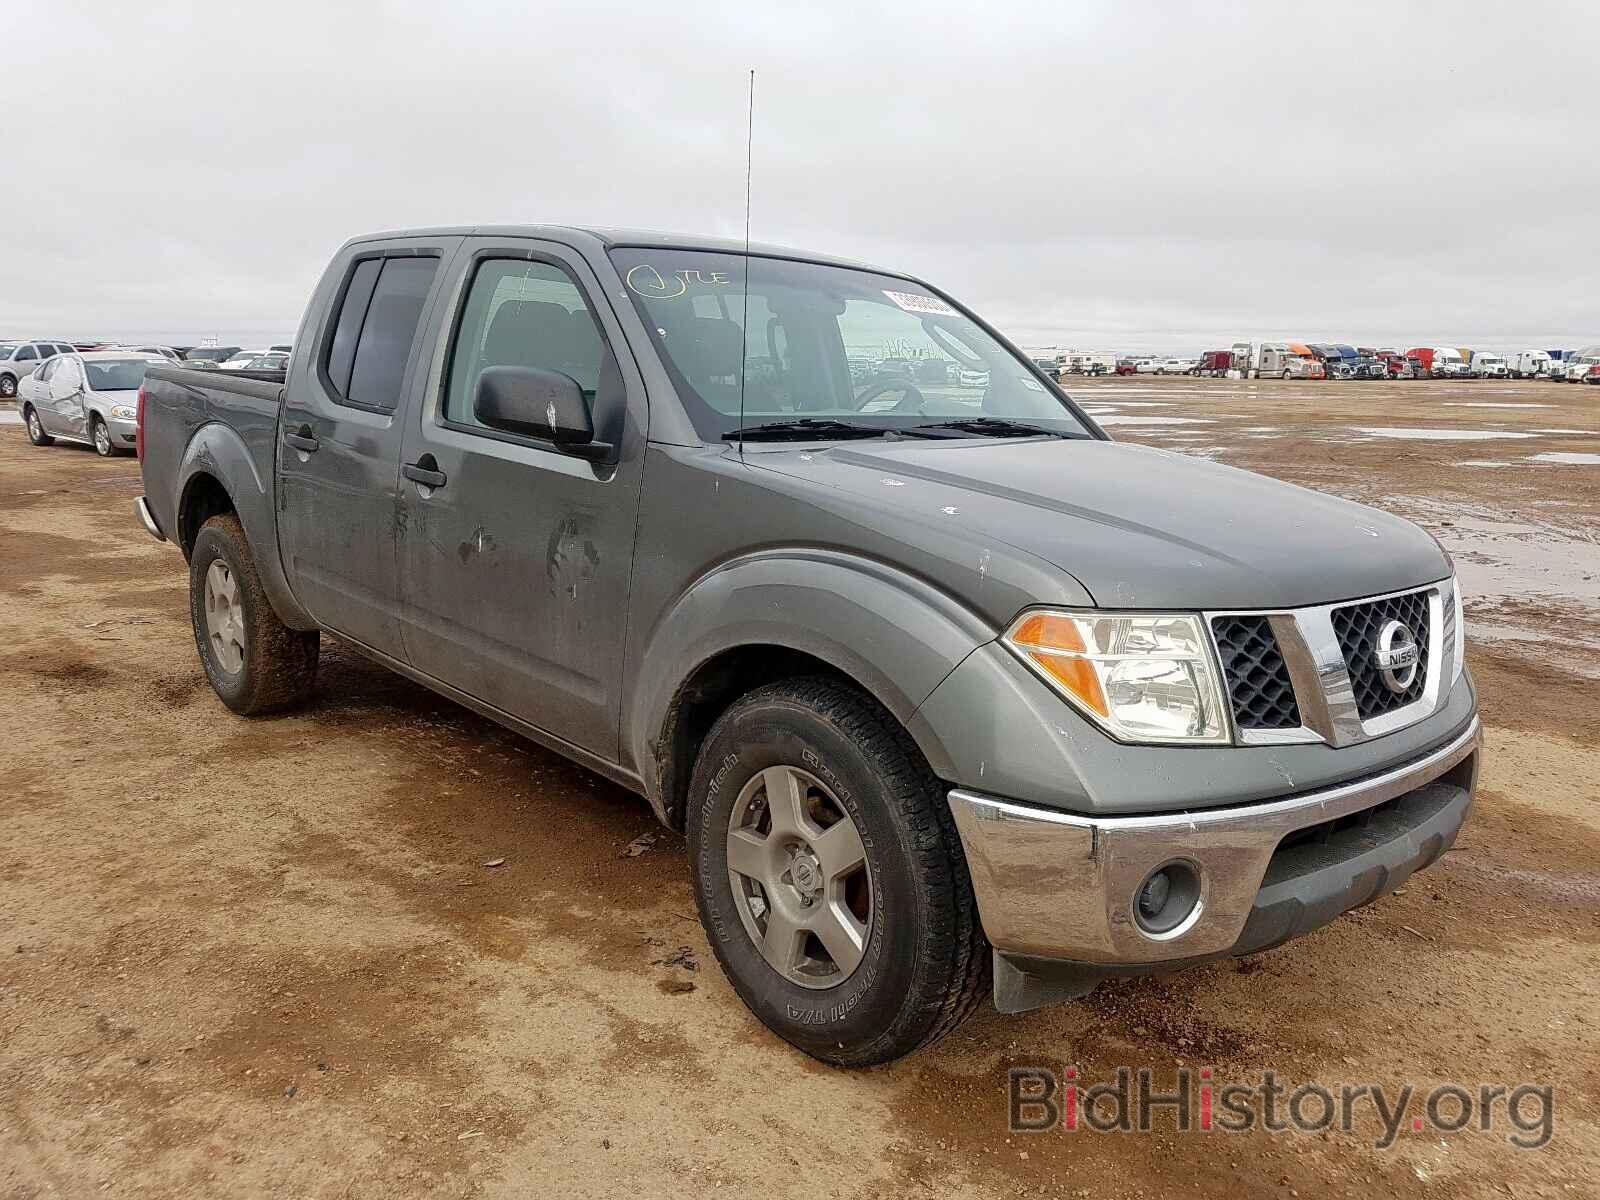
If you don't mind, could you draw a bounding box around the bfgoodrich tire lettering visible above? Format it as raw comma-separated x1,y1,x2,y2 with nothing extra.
188,513,319,715
688,677,989,1066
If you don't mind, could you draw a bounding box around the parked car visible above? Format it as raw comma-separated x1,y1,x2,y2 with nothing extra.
1471,354,1509,379
1031,357,1060,381
1584,364,1600,385
182,346,242,364
137,224,1480,1067
0,340,74,399
125,344,182,361
1114,358,1138,376
1155,358,1194,375
18,351,166,456
956,368,990,388
1134,358,1162,374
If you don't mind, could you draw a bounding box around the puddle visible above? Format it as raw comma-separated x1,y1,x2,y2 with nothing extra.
0,412,20,426
1386,496,1600,609
1354,427,1538,442
1094,415,1214,428
1442,402,1551,409
1530,452,1600,466
1532,429,1594,436
1458,460,1514,468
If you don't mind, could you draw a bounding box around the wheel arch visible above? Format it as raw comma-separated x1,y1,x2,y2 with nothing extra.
627,549,996,830
176,423,317,630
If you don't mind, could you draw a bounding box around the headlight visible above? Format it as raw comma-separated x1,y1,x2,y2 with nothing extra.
110,405,136,420
1452,577,1466,683
1004,610,1230,744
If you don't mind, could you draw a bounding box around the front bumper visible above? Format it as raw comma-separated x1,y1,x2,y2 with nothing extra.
949,715,1479,1012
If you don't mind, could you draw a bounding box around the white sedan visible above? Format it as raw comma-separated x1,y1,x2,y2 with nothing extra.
18,352,167,457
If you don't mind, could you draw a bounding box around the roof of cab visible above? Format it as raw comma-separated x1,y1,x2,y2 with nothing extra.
342,225,891,274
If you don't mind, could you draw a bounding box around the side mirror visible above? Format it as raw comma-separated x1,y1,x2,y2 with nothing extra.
474,366,611,460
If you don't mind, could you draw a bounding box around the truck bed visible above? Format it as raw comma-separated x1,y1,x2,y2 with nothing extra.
139,364,288,556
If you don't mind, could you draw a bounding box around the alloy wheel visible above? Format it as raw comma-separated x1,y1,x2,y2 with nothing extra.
725,764,872,989
203,560,247,674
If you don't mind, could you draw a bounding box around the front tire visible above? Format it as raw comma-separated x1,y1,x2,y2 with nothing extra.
0,374,16,399
189,513,319,715
24,406,53,446
91,415,114,457
688,678,988,1066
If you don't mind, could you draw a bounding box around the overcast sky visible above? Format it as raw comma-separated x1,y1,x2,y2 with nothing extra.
3,0,1593,353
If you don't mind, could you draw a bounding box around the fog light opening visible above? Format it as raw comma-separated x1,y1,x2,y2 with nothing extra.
1134,862,1201,936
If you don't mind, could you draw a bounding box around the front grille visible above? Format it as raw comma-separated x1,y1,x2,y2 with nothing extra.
1212,615,1302,730
1331,589,1431,720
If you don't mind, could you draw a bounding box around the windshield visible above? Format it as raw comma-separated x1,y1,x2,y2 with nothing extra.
83,359,152,391
607,249,1093,441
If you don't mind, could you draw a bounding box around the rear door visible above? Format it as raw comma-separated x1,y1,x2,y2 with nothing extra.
22,355,54,429
395,237,648,759
276,236,461,659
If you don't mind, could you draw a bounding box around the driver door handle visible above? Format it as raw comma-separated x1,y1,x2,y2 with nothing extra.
402,454,447,489
284,423,320,452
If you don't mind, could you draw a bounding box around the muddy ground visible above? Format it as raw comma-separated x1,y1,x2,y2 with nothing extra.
1,376,1596,1198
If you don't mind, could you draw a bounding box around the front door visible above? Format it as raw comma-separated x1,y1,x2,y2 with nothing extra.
276,236,460,658
397,239,647,759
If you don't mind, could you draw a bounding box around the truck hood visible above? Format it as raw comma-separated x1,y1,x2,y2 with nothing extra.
752,438,1449,610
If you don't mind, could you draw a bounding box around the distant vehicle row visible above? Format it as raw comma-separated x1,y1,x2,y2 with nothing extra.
1098,343,1600,382
0,340,292,398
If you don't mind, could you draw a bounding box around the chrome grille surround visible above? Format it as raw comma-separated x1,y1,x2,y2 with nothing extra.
1207,578,1455,748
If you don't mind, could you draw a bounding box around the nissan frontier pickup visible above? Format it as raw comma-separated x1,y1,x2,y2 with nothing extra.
136,226,1480,1065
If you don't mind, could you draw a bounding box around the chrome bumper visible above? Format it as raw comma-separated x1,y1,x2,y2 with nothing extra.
949,716,1480,973
135,496,167,542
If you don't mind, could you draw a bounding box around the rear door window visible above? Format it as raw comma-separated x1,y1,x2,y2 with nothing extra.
323,255,438,411
16,345,37,362
346,258,438,411
324,258,382,397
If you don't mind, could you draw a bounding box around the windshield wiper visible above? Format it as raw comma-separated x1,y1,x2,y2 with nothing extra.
722,418,890,441
908,417,1076,439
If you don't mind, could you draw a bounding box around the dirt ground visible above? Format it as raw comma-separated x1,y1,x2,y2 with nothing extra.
2,376,1596,1199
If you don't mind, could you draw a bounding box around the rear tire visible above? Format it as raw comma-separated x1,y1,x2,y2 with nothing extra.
189,513,319,715
0,374,16,399
24,406,53,446
688,677,989,1067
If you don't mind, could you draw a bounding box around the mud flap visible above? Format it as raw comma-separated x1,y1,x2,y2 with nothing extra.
992,951,1105,1015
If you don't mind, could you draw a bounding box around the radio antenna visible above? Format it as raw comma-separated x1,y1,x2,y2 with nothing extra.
736,68,754,453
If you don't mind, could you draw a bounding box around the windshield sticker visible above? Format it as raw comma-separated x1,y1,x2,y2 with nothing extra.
626,264,734,300
883,289,956,316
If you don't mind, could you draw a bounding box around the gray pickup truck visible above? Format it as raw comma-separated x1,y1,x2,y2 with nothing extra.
137,225,1480,1066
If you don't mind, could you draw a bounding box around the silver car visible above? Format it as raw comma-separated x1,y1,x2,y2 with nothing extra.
0,340,75,399
18,351,165,456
